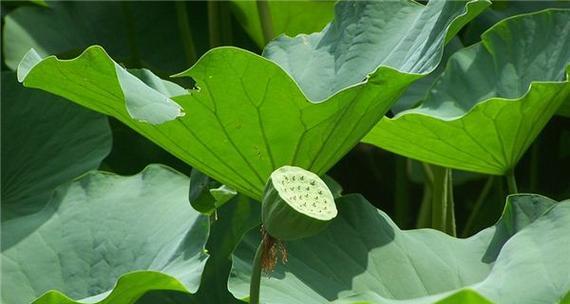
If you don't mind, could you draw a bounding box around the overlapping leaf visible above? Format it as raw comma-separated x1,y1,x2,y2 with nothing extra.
229,194,570,304
390,38,464,115
230,0,335,48
1,166,209,304
364,10,570,175
263,0,489,101
461,1,569,45
17,0,489,200
6,166,568,304
0,72,111,220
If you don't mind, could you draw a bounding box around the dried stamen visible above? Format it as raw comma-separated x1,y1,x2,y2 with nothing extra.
260,228,288,274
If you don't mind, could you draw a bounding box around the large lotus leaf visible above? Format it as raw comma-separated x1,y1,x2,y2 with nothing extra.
229,193,569,304
390,37,465,114
132,192,260,304
263,0,489,101
3,1,192,73
230,0,335,48
1,165,211,304
451,0,570,118
193,195,261,304
17,0,488,200
0,72,111,220
462,1,569,45
364,10,570,175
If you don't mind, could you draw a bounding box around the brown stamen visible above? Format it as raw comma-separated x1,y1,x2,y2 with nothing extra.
260,228,288,274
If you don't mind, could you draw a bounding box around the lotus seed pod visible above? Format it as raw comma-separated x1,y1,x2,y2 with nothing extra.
262,166,337,241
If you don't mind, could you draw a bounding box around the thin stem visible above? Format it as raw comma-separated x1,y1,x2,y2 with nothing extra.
506,169,518,194
462,176,494,237
430,166,447,232
175,1,197,65
208,1,221,47
421,162,435,183
256,0,274,45
430,165,455,235
249,238,264,304
445,169,456,236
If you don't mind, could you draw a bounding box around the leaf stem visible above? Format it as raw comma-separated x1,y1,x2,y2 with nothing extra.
462,176,494,236
250,236,265,304
256,0,274,45
175,2,197,65
445,170,456,236
208,1,221,47
506,169,518,194
430,165,456,236
431,166,446,232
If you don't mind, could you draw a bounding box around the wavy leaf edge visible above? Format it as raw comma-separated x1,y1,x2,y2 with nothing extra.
230,193,569,304
16,0,489,200
385,8,570,122
18,0,491,108
30,191,561,304
33,270,189,304
12,164,209,304
363,9,570,174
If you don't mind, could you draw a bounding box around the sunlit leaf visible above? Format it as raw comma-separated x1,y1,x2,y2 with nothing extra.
1,166,209,304
229,194,569,304
17,0,488,200
263,0,489,101
364,10,570,175
230,0,335,48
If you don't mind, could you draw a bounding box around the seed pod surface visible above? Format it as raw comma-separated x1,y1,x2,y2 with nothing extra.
262,166,337,240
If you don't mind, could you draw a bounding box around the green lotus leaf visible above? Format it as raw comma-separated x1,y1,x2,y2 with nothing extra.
188,169,237,215
1,166,209,304
0,72,111,221
364,10,570,175
3,1,195,73
448,1,570,118
195,195,261,304
559,100,570,117
17,0,488,200
29,0,48,7
390,37,465,115
188,169,219,214
263,0,489,101
139,194,261,304
462,1,569,45
2,164,262,304
230,0,335,48
229,193,570,304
